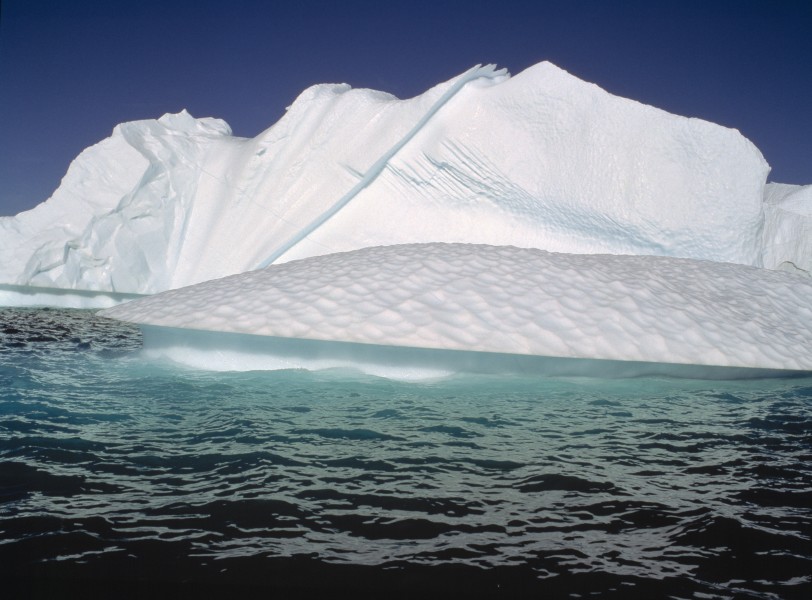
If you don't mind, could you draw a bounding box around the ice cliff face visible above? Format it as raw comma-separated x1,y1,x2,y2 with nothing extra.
762,183,812,276
3,61,802,296
0,111,231,293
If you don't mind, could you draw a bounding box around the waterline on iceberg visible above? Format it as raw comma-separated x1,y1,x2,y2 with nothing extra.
0,283,144,309
134,325,811,381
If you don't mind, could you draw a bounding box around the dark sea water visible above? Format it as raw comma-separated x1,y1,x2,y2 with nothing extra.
1,307,811,599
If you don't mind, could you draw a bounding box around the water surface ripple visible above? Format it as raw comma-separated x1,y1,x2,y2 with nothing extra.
1,308,811,598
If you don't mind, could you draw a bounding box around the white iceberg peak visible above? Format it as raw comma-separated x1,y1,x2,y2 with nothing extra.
0,60,807,301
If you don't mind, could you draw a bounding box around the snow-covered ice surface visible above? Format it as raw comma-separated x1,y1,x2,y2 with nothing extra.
762,183,812,277
101,243,812,379
1,61,791,298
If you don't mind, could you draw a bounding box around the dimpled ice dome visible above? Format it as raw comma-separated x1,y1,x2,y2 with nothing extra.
101,243,812,379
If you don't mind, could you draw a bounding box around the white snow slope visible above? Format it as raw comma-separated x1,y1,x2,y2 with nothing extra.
5,61,807,298
100,243,812,379
763,183,812,276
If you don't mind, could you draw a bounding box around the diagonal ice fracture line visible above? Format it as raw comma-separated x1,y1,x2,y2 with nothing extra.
255,64,508,269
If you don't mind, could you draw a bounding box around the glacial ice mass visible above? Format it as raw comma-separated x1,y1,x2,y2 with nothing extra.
100,244,812,378
3,60,811,377
5,61,809,298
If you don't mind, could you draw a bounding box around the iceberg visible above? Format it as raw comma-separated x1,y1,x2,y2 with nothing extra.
100,243,812,379
4,60,811,377
4,61,807,303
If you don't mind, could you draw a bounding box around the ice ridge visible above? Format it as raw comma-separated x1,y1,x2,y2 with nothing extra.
256,64,507,268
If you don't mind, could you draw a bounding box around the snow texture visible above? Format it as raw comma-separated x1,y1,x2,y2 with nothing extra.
762,183,812,277
1,61,788,296
101,243,812,377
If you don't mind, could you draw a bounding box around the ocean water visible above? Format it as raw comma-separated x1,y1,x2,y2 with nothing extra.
1,307,811,599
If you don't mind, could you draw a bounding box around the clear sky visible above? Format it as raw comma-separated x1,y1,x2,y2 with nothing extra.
1,0,810,216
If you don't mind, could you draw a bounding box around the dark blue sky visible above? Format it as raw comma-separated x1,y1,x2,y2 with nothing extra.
1,0,810,216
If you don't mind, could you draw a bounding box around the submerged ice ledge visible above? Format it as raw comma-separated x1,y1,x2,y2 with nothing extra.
134,326,806,381
101,243,812,379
